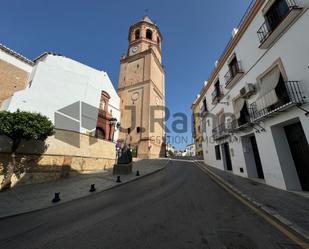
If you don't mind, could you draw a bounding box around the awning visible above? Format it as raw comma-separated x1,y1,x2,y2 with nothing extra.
233,97,245,119
256,66,281,111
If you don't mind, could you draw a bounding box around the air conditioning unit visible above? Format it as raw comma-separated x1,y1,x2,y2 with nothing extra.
239,83,255,99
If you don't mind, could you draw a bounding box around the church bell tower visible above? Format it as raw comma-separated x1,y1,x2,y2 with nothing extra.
117,16,165,159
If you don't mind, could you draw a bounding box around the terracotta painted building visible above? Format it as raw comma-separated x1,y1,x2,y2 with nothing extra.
0,44,33,107
191,94,204,157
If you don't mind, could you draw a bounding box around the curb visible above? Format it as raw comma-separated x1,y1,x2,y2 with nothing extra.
194,161,309,242
0,160,169,220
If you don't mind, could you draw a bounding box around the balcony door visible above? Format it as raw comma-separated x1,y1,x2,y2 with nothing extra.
274,74,289,107
229,57,239,78
238,102,250,126
222,143,233,171
265,0,290,31
215,81,220,95
284,122,309,191
250,136,264,179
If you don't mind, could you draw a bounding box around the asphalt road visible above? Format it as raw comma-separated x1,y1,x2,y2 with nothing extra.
0,159,302,249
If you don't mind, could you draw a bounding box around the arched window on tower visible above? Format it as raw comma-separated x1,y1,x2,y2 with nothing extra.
135,29,140,40
146,29,153,40
157,36,160,44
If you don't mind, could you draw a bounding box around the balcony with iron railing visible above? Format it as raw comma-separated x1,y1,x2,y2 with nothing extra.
248,81,305,122
257,0,302,49
212,122,236,140
211,86,224,104
224,61,244,88
228,117,252,133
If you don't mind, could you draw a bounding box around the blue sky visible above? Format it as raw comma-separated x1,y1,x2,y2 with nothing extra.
0,0,252,149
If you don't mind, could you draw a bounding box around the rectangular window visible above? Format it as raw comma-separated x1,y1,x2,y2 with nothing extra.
203,98,207,112
265,0,289,31
229,56,239,78
215,145,221,160
214,80,221,98
215,80,220,92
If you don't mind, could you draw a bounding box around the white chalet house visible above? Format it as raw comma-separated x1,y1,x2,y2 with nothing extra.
196,0,309,191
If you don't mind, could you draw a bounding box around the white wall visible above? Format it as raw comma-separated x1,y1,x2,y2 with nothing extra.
5,54,120,139
185,144,196,156
201,1,309,190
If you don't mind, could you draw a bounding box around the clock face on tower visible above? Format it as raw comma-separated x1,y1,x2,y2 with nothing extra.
131,45,140,54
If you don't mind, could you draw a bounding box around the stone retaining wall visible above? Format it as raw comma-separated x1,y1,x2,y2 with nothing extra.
0,129,116,189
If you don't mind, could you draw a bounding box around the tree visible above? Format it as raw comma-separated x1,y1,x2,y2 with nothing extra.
167,150,174,157
0,110,54,190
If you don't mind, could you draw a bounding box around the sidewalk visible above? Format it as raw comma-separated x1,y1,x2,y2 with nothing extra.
0,159,168,218
196,161,309,240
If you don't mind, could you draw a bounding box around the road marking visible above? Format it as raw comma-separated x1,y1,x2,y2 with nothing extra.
194,161,309,249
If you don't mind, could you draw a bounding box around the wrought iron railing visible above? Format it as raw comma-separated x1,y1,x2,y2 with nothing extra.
212,122,236,140
257,0,299,44
228,118,252,133
224,62,243,86
212,123,224,140
249,81,305,122
211,86,224,103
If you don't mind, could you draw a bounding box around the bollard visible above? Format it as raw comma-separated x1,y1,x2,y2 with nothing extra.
116,176,121,183
52,192,60,203
89,184,96,192
136,170,140,176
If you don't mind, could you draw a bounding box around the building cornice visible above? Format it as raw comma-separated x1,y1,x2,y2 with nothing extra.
194,0,266,107
129,39,162,56
33,52,63,63
121,48,164,74
118,79,150,92
0,43,34,66
150,79,165,99
117,79,165,99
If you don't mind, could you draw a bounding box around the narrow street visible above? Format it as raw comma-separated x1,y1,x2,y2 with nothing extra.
0,159,302,249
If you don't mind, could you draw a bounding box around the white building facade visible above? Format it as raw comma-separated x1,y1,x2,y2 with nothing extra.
185,143,196,157
1,53,120,141
0,47,122,187
198,0,309,191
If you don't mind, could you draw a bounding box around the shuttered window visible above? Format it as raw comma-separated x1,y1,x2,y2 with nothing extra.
256,66,281,111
